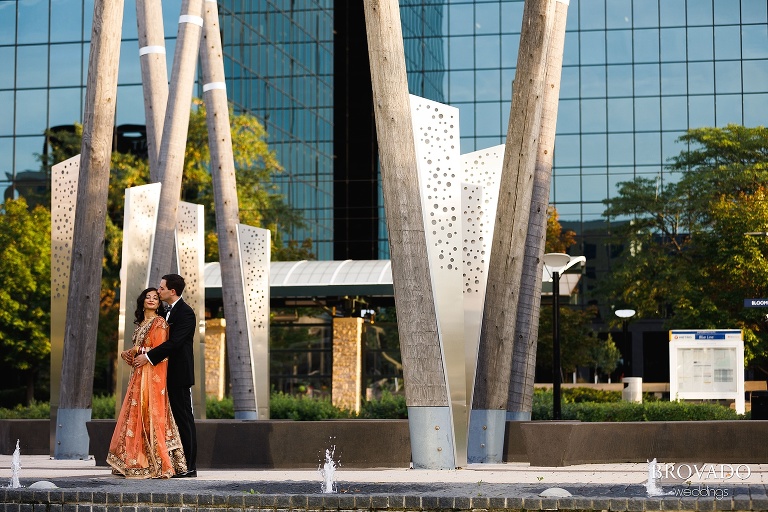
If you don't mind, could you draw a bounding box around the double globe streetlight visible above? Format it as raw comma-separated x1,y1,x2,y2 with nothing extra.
542,253,586,420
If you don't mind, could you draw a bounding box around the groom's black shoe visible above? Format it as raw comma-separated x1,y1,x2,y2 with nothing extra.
171,470,197,478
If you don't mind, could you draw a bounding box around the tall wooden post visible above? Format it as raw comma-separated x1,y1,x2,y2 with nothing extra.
135,0,169,181
55,0,123,459
469,0,556,463
363,0,453,469
149,0,204,285
508,0,570,420
199,0,259,419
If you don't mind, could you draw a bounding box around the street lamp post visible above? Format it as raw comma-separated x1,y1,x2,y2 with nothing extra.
542,253,584,421
552,268,562,419
615,309,636,377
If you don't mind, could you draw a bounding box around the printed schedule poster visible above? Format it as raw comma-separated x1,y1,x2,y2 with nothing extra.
676,347,737,393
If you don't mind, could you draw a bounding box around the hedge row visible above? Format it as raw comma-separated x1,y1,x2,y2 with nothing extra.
531,388,746,421
0,388,745,421
0,392,408,420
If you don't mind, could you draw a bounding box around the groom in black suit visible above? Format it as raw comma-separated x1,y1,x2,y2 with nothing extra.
134,273,198,477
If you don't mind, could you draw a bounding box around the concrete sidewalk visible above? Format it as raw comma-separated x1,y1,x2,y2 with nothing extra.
2,456,768,510
3,455,767,484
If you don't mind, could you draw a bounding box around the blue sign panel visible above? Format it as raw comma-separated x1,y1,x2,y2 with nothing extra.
744,299,768,307
669,329,742,341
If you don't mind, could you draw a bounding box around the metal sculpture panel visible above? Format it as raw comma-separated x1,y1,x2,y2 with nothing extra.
116,183,162,412
237,224,271,419
176,201,207,417
409,95,465,467
459,146,505,408
50,154,80,454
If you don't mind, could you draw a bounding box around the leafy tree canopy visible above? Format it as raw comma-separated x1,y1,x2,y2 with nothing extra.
0,198,51,400
546,205,576,253
600,124,768,373
537,305,601,376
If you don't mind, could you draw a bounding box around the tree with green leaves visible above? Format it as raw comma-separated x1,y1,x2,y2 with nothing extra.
591,334,621,382
183,99,312,261
536,305,600,379
601,124,768,375
0,198,52,403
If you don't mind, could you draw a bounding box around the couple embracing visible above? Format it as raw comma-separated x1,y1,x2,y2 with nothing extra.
106,273,199,479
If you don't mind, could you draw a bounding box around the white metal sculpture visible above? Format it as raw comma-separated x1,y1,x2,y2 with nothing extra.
409,95,506,467
116,183,162,413
175,201,208,415
236,224,271,419
409,95,464,467
50,154,81,455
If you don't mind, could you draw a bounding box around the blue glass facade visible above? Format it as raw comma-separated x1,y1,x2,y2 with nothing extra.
1,0,767,276
218,1,335,259
400,0,768,305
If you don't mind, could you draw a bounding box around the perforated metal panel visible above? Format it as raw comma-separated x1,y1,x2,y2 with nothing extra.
237,224,271,419
176,201,207,417
410,95,465,467
50,155,81,453
459,145,505,408
116,183,162,412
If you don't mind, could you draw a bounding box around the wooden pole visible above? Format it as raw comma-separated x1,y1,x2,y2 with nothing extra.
148,0,204,285
199,0,259,419
507,0,570,420
363,0,446,408
135,0,169,181
55,0,123,459
470,0,556,462
363,0,452,468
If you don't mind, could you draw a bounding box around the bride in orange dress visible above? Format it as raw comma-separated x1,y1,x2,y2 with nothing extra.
107,287,187,478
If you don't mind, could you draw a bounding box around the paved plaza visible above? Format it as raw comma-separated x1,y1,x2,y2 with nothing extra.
2,456,768,510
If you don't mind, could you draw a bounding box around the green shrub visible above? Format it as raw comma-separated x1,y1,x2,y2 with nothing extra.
270,392,353,420
0,389,744,422
358,392,407,419
0,400,50,419
532,388,745,421
206,396,234,419
562,387,621,403
92,395,116,419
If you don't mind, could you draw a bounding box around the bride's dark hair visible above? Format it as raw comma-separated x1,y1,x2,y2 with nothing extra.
134,287,165,324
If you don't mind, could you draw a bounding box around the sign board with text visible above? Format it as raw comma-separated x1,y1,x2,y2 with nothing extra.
668,329,744,414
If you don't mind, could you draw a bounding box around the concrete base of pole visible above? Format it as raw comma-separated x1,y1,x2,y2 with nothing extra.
467,409,506,463
234,410,259,420
407,406,456,469
53,408,92,460
506,410,532,421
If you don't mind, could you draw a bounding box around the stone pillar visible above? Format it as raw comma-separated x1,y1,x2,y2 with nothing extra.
205,318,227,400
332,317,364,413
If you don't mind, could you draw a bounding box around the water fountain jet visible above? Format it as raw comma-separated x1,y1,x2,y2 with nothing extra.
318,445,339,493
645,458,670,496
7,439,22,488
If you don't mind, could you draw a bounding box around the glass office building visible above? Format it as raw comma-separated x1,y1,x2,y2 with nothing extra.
399,0,768,308
1,0,767,284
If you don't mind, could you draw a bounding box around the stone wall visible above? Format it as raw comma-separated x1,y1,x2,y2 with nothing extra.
332,317,363,413
205,318,227,399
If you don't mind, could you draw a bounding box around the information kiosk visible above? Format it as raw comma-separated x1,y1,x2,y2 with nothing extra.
669,329,744,414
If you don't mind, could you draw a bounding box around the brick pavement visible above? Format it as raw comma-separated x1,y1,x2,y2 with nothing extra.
2,456,767,511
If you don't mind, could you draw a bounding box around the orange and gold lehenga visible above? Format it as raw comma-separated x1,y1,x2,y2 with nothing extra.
107,316,187,478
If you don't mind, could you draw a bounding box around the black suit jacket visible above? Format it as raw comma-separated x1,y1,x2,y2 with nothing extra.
147,298,196,387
